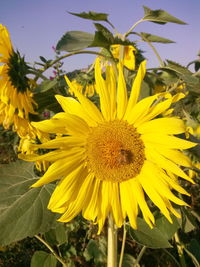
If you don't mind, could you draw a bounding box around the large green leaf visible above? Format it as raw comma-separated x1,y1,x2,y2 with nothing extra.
56,31,94,52
68,11,109,22
138,32,175,43
0,161,58,246
143,6,187,25
155,214,180,240
31,251,57,267
129,217,172,248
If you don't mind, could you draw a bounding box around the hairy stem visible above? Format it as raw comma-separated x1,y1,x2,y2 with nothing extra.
134,246,147,266
35,234,67,267
107,213,118,267
124,18,145,38
118,223,127,267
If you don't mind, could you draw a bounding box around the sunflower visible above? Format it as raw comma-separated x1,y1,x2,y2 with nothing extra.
20,58,196,233
0,24,37,129
111,44,136,70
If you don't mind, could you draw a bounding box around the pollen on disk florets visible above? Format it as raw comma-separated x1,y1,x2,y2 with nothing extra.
86,120,145,182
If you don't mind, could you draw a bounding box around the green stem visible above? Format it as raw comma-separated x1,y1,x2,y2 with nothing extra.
118,223,127,267
141,36,164,67
133,246,147,266
163,248,181,267
174,232,187,267
35,234,67,267
38,50,107,73
124,18,144,38
107,213,118,267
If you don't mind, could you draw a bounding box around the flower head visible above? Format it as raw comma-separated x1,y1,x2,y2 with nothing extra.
20,59,196,233
0,24,37,129
111,44,136,70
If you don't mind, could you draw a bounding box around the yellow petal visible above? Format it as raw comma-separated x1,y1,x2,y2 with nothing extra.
31,152,84,187
142,133,196,150
117,63,128,119
58,173,95,222
120,180,138,229
83,178,101,221
97,181,111,234
124,60,146,117
105,65,117,120
137,118,186,135
125,94,158,124
48,165,88,211
95,58,111,121
138,163,172,223
55,95,97,127
136,98,172,126
145,147,193,182
111,182,123,227
130,179,155,228
65,75,103,123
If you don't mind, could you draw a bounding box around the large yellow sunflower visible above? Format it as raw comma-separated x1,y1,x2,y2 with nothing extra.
0,24,37,129
20,58,196,233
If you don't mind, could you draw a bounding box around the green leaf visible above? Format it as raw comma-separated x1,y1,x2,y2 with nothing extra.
68,11,109,22
122,254,139,267
31,251,57,267
39,56,48,63
83,237,107,265
34,79,58,93
129,217,172,248
56,31,94,52
94,23,114,43
44,223,67,246
155,214,180,240
194,60,200,72
90,31,111,48
34,89,62,113
139,32,175,43
0,161,58,246
162,60,199,85
143,6,187,25
187,239,200,264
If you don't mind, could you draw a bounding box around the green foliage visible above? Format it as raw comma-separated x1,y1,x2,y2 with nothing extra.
83,237,107,266
94,23,114,44
56,31,94,52
136,32,175,43
122,254,139,267
68,11,109,22
31,251,57,267
143,6,187,25
129,216,180,248
44,223,67,246
0,161,58,246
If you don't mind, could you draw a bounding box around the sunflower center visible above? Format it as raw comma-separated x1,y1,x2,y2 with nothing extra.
86,120,145,182
7,50,30,93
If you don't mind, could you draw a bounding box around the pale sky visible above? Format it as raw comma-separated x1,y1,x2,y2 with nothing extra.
1,0,200,75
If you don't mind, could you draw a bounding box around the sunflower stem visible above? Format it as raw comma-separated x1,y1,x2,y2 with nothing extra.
107,213,118,267
174,232,187,267
134,245,147,266
118,222,127,267
35,234,67,267
124,18,145,38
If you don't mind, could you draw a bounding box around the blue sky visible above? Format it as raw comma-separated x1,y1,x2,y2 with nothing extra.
1,0,200,75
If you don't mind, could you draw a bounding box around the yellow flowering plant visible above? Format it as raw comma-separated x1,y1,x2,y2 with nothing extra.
0,6,200,267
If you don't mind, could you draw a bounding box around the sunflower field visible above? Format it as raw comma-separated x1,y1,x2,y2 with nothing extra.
0,6,200,267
